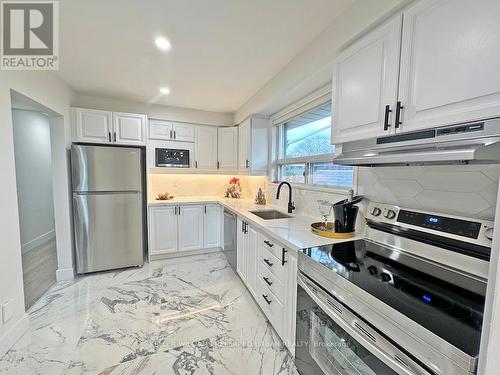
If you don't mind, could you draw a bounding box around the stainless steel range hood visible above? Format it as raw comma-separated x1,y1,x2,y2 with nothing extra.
333,118,500,166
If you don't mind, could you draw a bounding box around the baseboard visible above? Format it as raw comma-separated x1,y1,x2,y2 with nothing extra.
149,247,221,262
0,314,29,359
56,267,75,281
21,230,55,255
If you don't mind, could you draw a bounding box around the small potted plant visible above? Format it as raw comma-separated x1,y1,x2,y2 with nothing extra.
224,177,242,198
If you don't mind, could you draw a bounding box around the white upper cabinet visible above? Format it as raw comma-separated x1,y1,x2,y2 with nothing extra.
113,112,147,145
217,127,238,171
149,120,173,140
73,108,113,144
149,120,195,142
195,126,218,169
332,15,402,144
178,205,204,252
238,118,251,170
72,108,146,146
204,204,221,248
172,122,195,142
237,116,269,175
332,0,500,144
397,0,500,132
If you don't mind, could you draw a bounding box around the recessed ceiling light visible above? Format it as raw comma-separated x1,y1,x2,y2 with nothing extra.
160,87,170,95
155,36,171,51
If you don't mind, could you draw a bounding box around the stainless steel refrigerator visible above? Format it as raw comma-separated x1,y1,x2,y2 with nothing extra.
71,144,145,274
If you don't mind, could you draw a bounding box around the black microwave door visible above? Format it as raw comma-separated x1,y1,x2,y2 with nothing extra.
156,148,189,167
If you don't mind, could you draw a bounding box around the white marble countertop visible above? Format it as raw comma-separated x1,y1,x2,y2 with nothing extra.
149,196,363,251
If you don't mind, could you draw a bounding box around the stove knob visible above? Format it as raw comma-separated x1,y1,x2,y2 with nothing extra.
367,265,378,275
371,207,382,217
380,272,391,282
485,227,494,241
384,209,397,220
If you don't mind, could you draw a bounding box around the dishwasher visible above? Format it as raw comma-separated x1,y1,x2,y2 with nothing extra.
223,209,237,272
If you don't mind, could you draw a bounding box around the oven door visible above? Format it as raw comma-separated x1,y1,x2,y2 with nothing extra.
155,148,190,168
296,273,432,375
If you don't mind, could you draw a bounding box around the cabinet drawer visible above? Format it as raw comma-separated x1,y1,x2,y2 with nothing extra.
258,278,284,336
257,261,285,303
258,244,285,283
260,235,288,264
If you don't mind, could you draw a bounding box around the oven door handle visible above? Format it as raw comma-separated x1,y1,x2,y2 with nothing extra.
298,275,433,375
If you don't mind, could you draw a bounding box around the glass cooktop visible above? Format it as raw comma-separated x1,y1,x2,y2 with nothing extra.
299,239,485,357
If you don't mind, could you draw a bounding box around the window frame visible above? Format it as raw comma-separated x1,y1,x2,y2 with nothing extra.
272,100,356,193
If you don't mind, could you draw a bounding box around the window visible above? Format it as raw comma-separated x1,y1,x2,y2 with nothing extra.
275,102,353,189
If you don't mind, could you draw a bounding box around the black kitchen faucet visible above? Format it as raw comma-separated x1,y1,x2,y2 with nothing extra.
276,181,295,214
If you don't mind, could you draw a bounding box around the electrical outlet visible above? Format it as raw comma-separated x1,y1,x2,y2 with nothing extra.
2,300,13,324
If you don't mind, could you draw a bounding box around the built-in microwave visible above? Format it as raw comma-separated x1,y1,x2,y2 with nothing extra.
155,148,190,168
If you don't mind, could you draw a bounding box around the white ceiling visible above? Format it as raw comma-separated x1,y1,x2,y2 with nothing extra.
59,0,353,113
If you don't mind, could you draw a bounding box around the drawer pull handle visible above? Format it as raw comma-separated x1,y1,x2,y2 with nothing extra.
262,295,272,305
264,240,274,247
263,277,273,286
263,258,273,267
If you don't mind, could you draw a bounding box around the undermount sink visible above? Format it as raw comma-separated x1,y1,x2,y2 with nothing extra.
250,209,292,220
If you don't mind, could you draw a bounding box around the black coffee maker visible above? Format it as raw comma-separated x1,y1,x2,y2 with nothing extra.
332,195,364,233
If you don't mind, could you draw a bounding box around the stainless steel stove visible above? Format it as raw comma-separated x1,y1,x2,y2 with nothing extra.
295,202,494,375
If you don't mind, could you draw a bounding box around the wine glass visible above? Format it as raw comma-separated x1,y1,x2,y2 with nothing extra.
317,200,332,229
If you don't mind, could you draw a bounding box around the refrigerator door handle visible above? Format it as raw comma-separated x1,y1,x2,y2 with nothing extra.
73,194,90,273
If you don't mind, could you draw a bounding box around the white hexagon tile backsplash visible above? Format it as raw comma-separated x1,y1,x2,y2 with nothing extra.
357,164,500,220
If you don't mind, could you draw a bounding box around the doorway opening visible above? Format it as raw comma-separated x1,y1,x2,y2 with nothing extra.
11,92,62,310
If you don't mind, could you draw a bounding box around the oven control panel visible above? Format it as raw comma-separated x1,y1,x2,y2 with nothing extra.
366,202,494,246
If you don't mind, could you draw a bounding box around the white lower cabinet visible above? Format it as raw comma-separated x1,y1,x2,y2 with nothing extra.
236,218,248,281
149,204,221,260
204,204,222,248
148,206,178,256
236,219,297,353
178,205,204,252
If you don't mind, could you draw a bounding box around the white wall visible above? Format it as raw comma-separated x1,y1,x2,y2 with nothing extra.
73,93,234,126
0,71,75,358
12,110,55,254
235,0,408,123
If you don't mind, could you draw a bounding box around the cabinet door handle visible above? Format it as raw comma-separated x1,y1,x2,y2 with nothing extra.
264,240,274,248
108,132,111,142
395,101,404,129
383,105,392,131
173,130,176,139
263,258,273,267
244,221,248,234
195,161,198,168
245,159,249,168
262,294,272,305
113,132,117,142
242,221,245,233
204,205,207,214
281,248,288,266
217,161,220,169
170,130,173,139
263,277,273,286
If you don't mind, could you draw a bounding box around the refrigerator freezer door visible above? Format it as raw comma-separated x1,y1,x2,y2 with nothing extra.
73,192,144,273
71,145,142,192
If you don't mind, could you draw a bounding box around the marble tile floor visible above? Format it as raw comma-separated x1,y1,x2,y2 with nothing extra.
0,252,298,375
